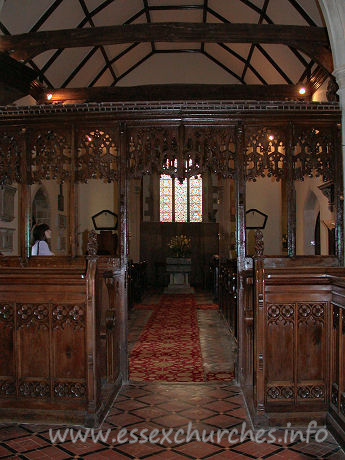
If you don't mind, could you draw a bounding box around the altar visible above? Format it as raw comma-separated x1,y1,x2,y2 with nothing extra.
164,258,194,294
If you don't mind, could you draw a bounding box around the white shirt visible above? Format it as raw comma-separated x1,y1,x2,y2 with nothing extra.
31,241,54,256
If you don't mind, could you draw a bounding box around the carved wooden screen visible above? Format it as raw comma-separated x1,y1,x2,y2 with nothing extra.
128,127,178,178
128,125,236,179
245,127,287,181
0,129,24,185
77,127,119,182
183,126,236,179
293,127,335,182
30,130,71,183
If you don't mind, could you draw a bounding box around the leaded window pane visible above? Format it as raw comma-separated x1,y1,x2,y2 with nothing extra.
160,174,173,222
174,178,188,222
189,175,202,222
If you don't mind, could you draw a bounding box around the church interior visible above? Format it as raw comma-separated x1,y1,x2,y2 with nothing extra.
1,0,345,458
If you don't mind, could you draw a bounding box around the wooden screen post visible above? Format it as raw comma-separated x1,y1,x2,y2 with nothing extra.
119,122,128,382
287,122,296,257
253,229,267,424
235,122,246,384
20,128,31,261
334,124,344,265
69,124,77,257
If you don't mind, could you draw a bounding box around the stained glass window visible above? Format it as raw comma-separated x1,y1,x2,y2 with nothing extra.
189,176,203,222
159,174,202,222
160,174,173,222
174,178,188,222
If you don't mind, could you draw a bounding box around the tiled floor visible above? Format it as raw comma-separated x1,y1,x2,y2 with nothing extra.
0,291,344,458
0,383,344,459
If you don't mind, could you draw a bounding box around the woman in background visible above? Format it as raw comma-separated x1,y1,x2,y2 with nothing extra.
31,223,54,256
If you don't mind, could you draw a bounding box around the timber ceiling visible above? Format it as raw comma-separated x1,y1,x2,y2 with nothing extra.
0,0,331,104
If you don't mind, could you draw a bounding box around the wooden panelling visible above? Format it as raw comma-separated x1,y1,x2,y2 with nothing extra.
327,279,345,445
0,256,123,426
245,258,345,427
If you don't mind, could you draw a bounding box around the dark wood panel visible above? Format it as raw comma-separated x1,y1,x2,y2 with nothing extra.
53,325,86,380
0,255,123,427
141,222,219,287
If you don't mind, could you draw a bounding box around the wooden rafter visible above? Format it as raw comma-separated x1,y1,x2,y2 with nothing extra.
39,83,312,104
78,0,117,85
1,23,330,64
242,0,270,81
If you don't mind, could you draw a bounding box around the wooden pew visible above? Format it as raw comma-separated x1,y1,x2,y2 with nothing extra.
247,248,345,427
0,232,123,427
327,276,345,445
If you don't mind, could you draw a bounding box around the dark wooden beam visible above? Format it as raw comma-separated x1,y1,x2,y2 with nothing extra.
0,52,38,102
1,22,330,62
39,83,312,104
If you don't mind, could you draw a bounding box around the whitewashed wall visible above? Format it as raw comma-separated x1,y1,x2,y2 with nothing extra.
295,176,333,255
246,177,282,255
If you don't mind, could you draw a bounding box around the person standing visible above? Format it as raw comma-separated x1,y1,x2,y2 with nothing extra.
31,223,54,256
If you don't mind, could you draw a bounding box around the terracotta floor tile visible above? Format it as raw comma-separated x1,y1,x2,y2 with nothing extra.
226,407,249,419
157,400,193,412
4,435,49,453
174,440,222,458
178,407,216,421
114,441,164,458
232,439,283,457
0,426,31,441
206,388,238,399
203,414,244,429
207,451,254,460
0,445,14,458
58,439,107,455
120,387,150,398
138,394,171,405
132,406,169,419
154,414,191,428
106,413,144,427
85,449,135,459
202,400,241,413
147,450,192,459
268,449,314,459
23,445,71,459
113,399,148,412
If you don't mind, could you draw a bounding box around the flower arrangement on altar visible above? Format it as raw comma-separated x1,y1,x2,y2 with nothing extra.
168,234,191,258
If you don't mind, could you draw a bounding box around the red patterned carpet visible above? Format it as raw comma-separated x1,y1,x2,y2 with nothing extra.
130,294,234,382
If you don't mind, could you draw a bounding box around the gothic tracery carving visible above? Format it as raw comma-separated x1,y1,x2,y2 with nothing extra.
0,303,14,324
128,126,236,180
52,304,85,329
77,129,119,182
267,385,294,400
293,127,334,182
18,381,50,398
30,130,71,183
0,131,23,185
297,384,324,400
267,304,295,325
16,303,49,329
297,303,325,325
0,380,16,397
54,382,86,398
245,128,286,181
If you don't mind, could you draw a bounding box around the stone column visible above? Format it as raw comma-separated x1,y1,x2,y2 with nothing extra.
320,0,345,189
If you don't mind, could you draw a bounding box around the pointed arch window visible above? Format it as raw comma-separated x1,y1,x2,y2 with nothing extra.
160,175,202,222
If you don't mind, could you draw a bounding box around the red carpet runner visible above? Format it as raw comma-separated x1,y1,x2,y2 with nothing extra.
129,294,234,382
